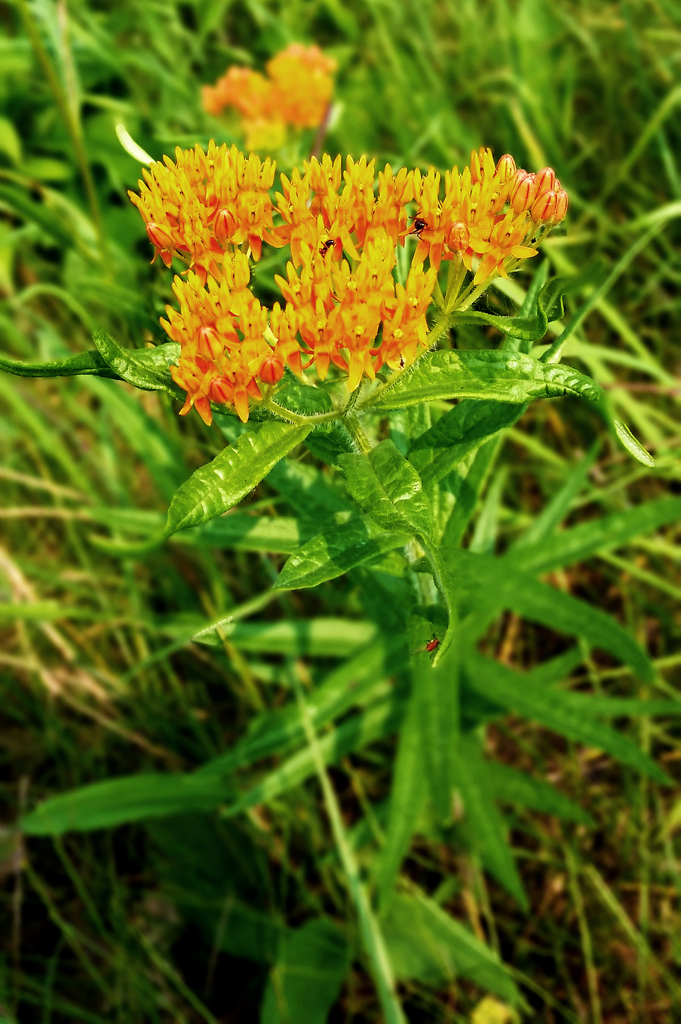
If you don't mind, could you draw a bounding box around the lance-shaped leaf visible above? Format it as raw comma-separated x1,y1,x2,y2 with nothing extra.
339,440,434,539
614,420,656,468
463,653,671,784
0,348,119,379
366,350,602,412
382,892,519,1003
93,331,184,397
21,773,230,835
442,548,655,681
164,420,311,538
411,399,525,485
453,735,528,907
483,761,593,825
507,497,681,576
275,515,411,590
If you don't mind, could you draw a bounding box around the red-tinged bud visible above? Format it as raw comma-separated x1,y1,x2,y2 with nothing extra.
209,377,234,405
214,207,237,243
496,154,516,183
197,325,222,359
470,149,483,184
146,222,174,251
259,356,284,385
531,189,558,223
534,166,556,197
510,171,537,213
447,221,470,252
554,188,569,222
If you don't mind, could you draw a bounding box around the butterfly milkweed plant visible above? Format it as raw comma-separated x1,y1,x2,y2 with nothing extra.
6,134,680,1022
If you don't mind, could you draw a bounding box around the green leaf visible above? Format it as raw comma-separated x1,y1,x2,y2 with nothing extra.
451,310,547,342
513,443,599,550
191,616,378,657
304,424,354,466
366,350,602,412
21,774,229,835
199,638,404,777
507,497,681,576
268,458,354,520
275,515,411,590
164,420,312,538
375,675,427,907
382,892,519,1003
92,331,184,397
441,434,504,548
410,400,525,485
614,420,656,468
463,654,670,784
178,514,305,553
483,761,593,825
86,507,308,555
0,348,119,379
273,377,334,417
224,694,406,817
452,735,528,907
260,918,350,1024
339,440,434,539
447,550,655,681
412,638,460,821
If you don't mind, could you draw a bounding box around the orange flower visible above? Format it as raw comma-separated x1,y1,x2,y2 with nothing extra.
265,44,336,128
203,43,336,142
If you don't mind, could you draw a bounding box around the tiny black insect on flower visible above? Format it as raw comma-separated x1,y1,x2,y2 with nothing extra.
410,216,428,238
319,239,334,257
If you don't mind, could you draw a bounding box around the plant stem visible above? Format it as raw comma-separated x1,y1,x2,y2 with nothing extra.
344,413,373,454
290,668,406,1024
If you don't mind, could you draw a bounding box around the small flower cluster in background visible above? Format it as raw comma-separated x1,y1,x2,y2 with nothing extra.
129,142,568,425
202,44,336,151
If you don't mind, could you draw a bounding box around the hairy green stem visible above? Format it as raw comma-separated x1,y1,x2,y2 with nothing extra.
344,413,373,454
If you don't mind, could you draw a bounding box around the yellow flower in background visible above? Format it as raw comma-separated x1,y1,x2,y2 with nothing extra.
202,43,336,146
129,142,568,425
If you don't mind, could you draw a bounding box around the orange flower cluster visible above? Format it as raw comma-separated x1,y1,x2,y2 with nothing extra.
410,148,568,283
129,142,277,271
275,231,436,390
161,254,286,424
130,143,568,425
202,44,336,149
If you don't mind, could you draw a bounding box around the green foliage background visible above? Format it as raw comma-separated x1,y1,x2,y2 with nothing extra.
0,0,680,1021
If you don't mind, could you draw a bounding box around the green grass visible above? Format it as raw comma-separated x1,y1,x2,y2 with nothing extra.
1,0,681,1021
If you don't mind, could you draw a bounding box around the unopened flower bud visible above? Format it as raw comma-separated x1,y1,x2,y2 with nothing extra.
146,222,174,251
447,221,470,252
259,356,284,385
510,171,537,213
470,149,483,185
214,207,237,243
534,166,556,197
554,188,569,222
496,154,516,183
197,325,222,359
531,189,558,223
209,377,234,405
